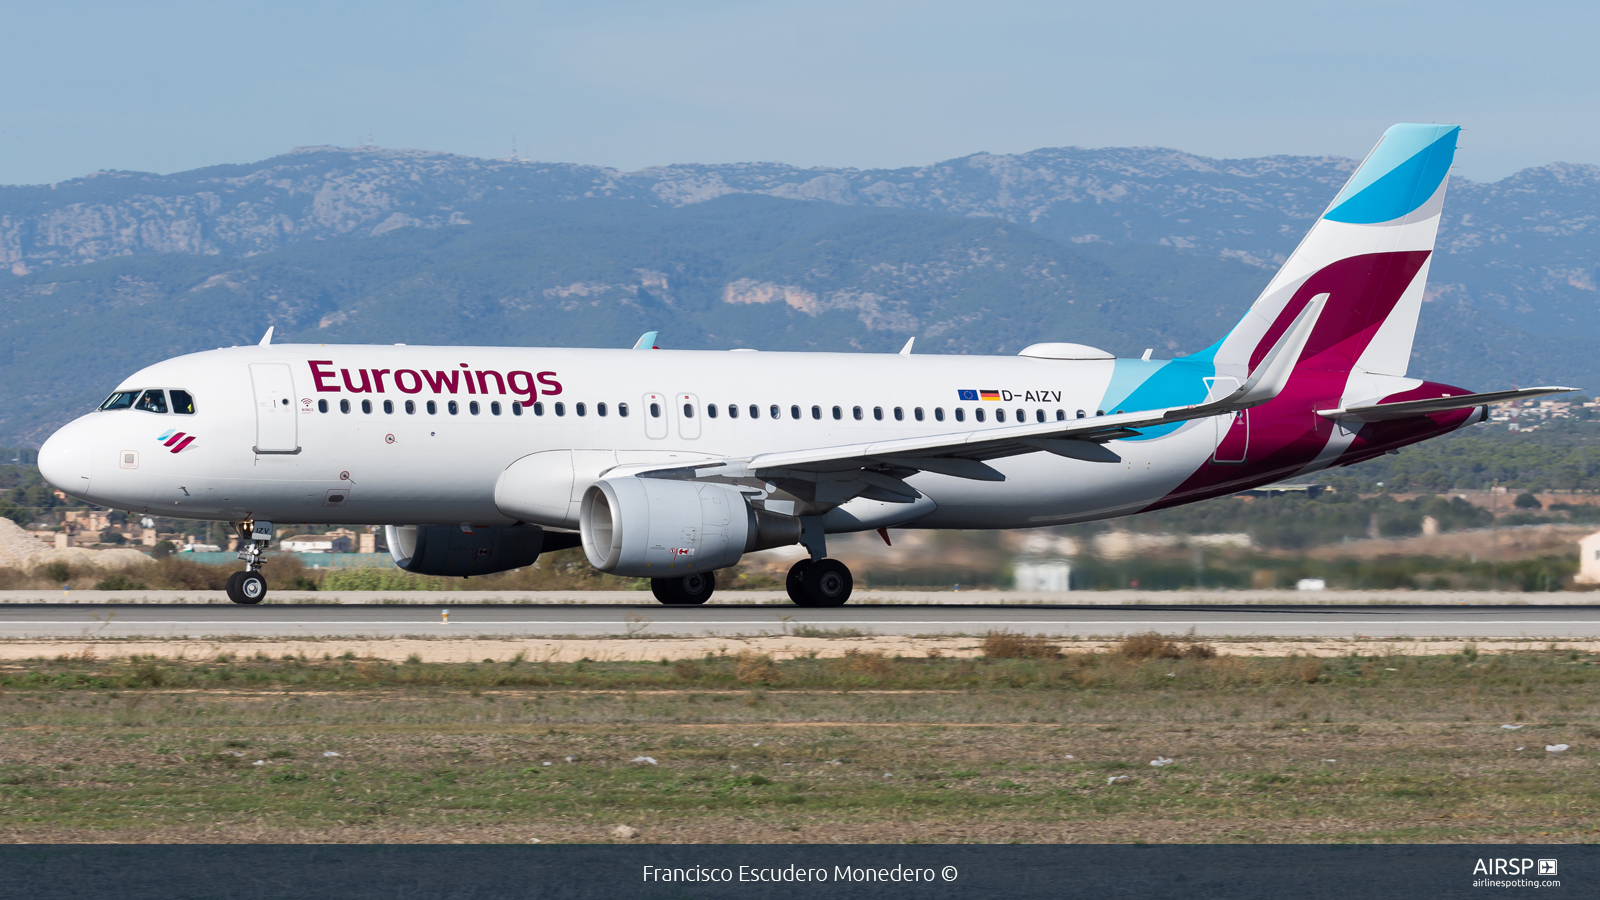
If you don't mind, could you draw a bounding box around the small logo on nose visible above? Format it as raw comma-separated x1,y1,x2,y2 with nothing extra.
157,430,196,453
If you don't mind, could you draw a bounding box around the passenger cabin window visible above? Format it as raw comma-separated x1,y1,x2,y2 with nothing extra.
170,390,196,415
935,408,945,421
533,402,544,415
1076,409,1086,418
448,401,460,415
975,408,985,422
954,408,964,422
405,400,415,414
914,407,924,421
649,402,660,418
470,401,480,415
340,399,351,414
873,407,883,421
511,402,522,417
383,400,394,414
362,399,373,414
427,401,438,415
853,406,863,420
491,401,502,416
554,402,565,416
597,402,607,417
135,390,168,414
832,406,842,420
769,405,779,420
893,407,903,421
749,405,759,419
681,403,693,418
728,404,739,419
618,403,629,417
99,391,139,411
790,405,801,419
318,399,329,413
995,409,1005,423
707,404,717,418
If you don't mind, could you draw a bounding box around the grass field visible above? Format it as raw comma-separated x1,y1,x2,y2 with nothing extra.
2,638,1597,844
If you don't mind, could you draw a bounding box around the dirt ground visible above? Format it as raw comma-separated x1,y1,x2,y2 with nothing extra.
3,635,1596,663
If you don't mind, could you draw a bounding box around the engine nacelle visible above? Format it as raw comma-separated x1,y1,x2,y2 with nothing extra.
385,524,581,577
579,477,800,577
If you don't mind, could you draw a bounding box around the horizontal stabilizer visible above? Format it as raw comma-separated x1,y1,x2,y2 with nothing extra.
1318,386,1579,422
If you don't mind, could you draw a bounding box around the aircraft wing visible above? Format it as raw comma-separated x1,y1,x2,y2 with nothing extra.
667,296,1327,503
1317,386,1578,422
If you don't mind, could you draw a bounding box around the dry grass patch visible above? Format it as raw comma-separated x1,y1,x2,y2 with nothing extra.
980,630,1061,659
1117,631,1217,661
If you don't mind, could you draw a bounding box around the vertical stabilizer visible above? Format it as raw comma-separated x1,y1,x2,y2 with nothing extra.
1212,124,1458,381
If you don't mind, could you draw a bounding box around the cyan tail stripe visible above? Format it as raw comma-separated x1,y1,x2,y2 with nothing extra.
1323,125,1458,224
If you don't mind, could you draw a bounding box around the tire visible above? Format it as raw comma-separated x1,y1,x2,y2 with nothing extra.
650,578,681,605
653,572,716,606
786,559,812,605
801,558,852,607
229,571,266,605
676,571,715,605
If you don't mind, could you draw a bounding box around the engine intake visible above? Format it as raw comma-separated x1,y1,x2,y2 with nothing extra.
385,524,580,577
579,477,799,577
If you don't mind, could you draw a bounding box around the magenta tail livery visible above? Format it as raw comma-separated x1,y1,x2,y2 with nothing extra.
36,125,1575,606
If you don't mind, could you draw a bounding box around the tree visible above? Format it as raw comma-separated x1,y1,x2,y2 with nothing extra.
1514,492,1542,510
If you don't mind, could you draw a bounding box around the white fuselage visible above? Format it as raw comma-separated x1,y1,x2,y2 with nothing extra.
41,343,1249,533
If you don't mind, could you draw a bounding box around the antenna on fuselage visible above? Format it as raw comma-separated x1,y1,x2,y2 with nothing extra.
258,327,274,346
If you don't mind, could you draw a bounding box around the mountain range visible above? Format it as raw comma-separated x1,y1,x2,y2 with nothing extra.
0,143,1596,446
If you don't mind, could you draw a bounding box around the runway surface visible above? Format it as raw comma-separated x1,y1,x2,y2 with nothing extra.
5,603,1600,639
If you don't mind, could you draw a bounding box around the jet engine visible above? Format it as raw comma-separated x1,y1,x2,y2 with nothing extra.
385,524,581,577
579,477,800,577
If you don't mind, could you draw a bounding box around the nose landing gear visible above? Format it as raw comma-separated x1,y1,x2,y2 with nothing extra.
227,520,273,605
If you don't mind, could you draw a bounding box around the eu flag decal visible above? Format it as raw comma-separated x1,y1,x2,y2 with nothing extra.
957,389,978,401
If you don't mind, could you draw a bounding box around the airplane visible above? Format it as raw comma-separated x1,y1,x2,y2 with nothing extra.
36,124,1573,607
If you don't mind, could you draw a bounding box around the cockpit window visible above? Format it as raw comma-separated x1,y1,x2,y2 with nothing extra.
99,391,139,411
170,389,196,415
134,389,168,414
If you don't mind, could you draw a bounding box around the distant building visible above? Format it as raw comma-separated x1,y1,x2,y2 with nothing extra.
1575,532,1600,584
1014,559,1071,592
280,533,353,553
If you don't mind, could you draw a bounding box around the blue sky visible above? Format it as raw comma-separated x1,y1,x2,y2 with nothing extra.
1,0,1595,185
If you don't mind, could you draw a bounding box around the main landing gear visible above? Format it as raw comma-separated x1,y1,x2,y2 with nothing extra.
785,558,853,607
226,520,273,605
651,571,716,606
785,516,853,607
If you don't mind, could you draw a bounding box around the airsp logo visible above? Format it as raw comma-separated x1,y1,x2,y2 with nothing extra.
1473,858,1554,876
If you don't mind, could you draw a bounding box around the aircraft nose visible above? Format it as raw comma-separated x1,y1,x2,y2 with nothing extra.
38,419,94,497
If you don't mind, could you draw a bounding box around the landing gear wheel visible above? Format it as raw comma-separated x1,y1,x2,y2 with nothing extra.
650,571,716,606
799,558,852,607
227,571,266,605
785,559,812,605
